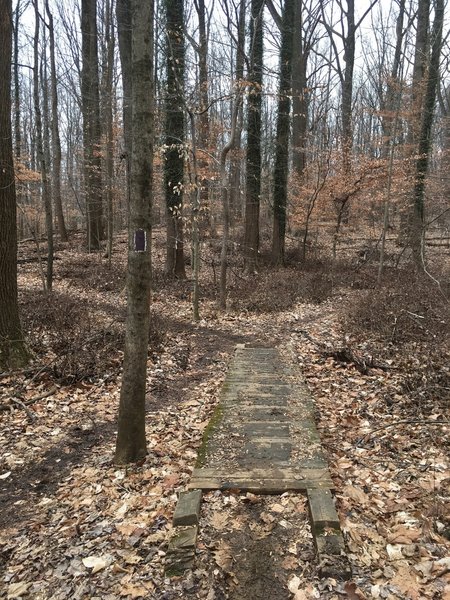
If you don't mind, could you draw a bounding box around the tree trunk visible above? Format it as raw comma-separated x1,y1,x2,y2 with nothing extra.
341,0,355,177
115,0,154,465
45,0,68,242
219,89,242,310
81,0,104,251
411,0,444,268
103,0,115,261
116,0,132,232
272,0,294,265
0,0,29,369
244,0,264,272
228,0,245,224
33,0,53,291
165,0,186,278
194,0,210,229
291,0,308,179
117,0,132,160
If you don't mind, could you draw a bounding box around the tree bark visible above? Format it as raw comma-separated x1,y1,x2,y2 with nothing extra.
165,0,186,278
45,0,68,242
244,0,264,272
411,0,444,268
272,0,294,265
115,0,154,464
33,0,53,291
291,0,308,179
81,0,104,251
194,0,210,229
0,0,29,369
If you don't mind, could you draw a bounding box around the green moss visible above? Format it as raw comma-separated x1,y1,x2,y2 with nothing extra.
195,403,224,467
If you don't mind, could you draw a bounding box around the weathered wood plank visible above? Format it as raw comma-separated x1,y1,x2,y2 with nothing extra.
307,488,341,534
173,490,202,526
188,477,332,493
167,525,198,551
191,467,329,478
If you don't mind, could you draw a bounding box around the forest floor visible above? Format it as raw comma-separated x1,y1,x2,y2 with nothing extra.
1,228,449,600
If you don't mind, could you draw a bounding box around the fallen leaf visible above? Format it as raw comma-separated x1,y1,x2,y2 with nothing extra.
120,582,155,598
288,575,302,594
82,555,109,573
344,484,369,505
7,582,31,598
388,524,420,544
213,541,233,573
344,581,367,599
386,544,404,561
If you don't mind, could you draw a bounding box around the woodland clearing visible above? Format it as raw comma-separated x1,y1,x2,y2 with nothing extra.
0,228,449,600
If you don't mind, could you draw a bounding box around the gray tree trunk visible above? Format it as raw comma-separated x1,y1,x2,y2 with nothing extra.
115,0,154,464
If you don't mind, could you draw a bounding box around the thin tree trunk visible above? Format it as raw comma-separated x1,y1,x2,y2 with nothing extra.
33,0,53,291
103,0,115,261
228,0,245,224
45,0,68,242
219,90,242,310
194,0,210,229
188,111,201,321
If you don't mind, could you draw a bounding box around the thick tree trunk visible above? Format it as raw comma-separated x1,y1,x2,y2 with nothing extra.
244,0,264,272
0,0,29,369
115,0,154,465
165,0,186,278
81,0,104,251
272,0,294,265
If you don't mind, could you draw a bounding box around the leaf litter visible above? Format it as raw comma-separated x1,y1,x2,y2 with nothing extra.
0,231,449,599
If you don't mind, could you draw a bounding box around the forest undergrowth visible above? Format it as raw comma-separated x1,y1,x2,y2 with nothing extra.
0,228,449,600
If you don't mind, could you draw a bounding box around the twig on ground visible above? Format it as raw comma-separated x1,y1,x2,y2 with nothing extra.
0,386,57,412
9,397,37,421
